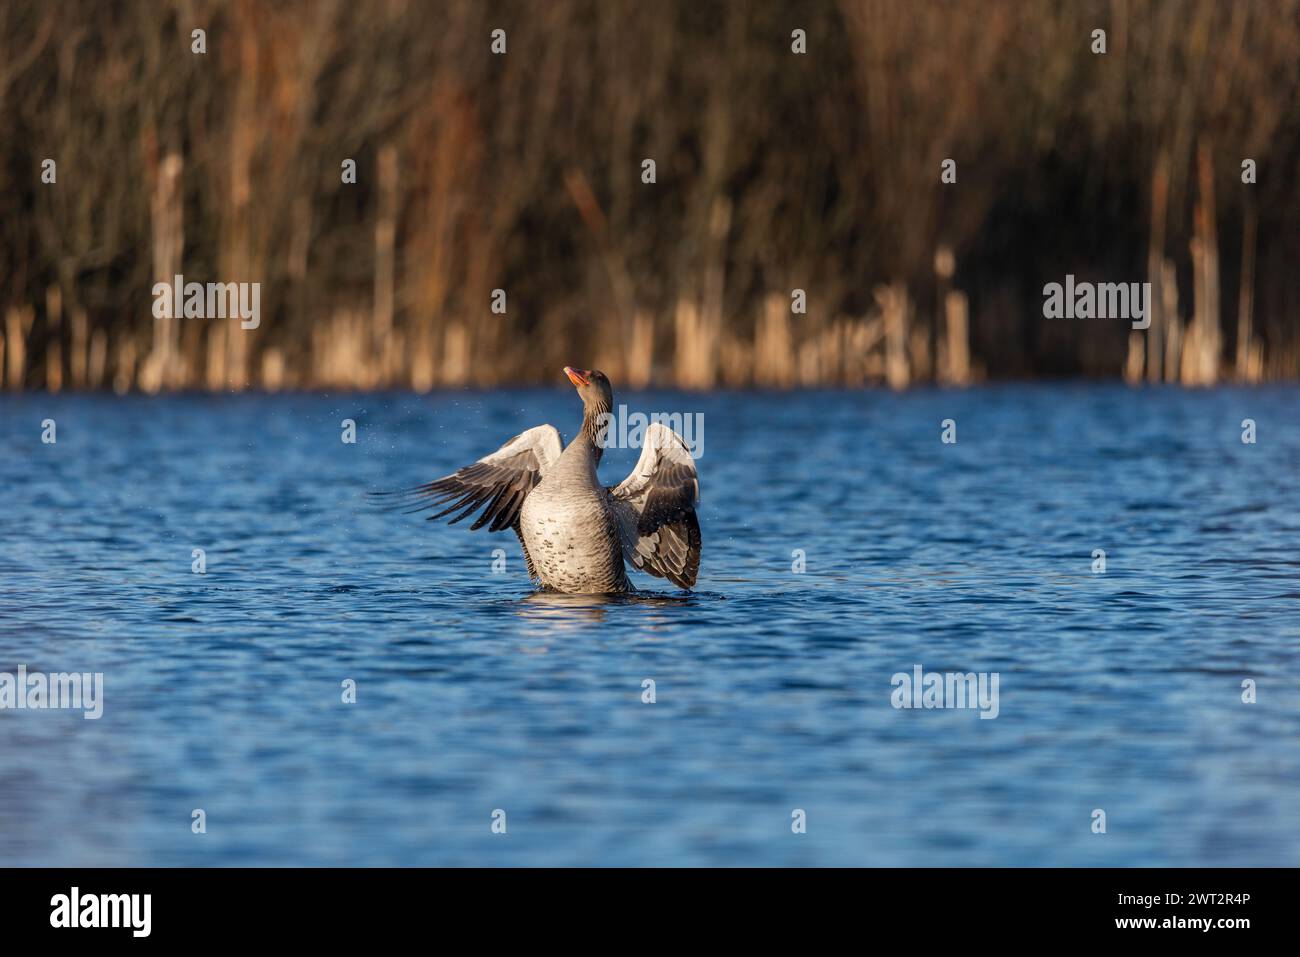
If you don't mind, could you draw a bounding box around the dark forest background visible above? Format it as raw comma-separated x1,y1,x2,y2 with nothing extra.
2,0,1299,392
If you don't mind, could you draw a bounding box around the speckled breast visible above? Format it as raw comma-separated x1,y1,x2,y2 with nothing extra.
519,481,630,594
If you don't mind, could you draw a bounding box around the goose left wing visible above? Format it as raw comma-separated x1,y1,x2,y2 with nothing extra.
608,422,701,589
373,424,563,535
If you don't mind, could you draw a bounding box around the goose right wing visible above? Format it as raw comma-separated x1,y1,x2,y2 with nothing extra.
608,422,701,588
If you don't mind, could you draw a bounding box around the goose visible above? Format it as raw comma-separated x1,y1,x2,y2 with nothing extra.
380,367,701,594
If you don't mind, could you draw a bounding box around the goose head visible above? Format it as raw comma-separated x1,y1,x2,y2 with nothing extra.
565,366,614,452
564,366,613,414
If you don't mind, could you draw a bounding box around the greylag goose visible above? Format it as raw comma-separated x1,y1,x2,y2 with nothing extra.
382,367,701,594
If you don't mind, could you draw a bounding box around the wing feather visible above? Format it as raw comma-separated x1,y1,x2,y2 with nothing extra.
608,422,702,589
371,424,562,579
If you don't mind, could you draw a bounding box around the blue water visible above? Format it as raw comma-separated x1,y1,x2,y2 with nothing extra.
1,384,1298,866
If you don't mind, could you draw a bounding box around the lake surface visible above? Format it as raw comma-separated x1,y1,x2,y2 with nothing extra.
2,384,1298,866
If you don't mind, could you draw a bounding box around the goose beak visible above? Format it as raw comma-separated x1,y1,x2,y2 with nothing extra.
564,366,590,387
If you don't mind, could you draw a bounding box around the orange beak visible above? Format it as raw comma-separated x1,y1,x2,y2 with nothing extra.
564,366,590,387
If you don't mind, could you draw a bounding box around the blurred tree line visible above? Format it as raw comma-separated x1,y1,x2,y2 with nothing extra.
2,0,1299,391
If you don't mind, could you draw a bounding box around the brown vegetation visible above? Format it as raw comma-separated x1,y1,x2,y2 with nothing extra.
2,0,1300,392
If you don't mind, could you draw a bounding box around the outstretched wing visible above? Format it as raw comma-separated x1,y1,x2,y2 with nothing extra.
608,422,701,589
372,425,563,536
